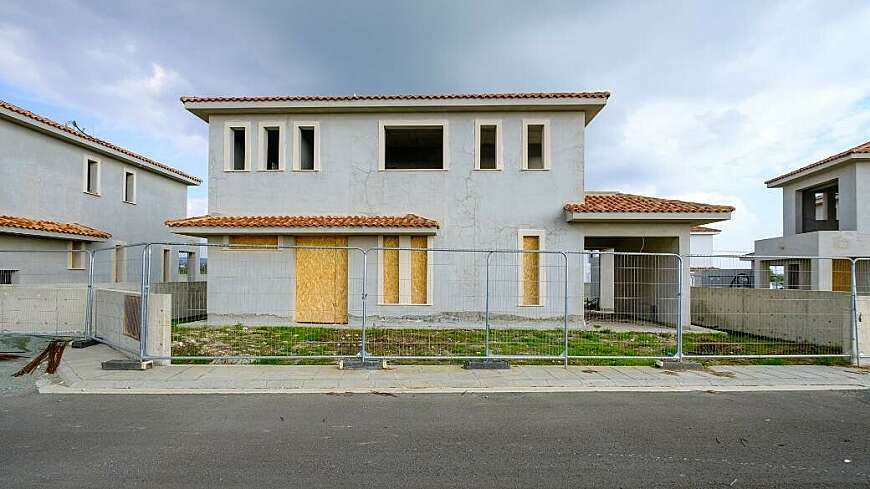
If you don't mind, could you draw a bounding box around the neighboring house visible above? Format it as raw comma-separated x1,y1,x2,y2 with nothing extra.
752,140,870,292
0,100,201,286
168,92,733,326
689,226,720,255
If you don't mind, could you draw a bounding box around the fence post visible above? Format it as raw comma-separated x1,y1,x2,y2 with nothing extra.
85,249,96,338
484,251,493,358
850,258,860,366
360,249,368,362
138,244,152,361
675,254,684,361
562,251,569,368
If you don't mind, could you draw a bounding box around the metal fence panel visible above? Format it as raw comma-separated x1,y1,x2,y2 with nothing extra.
90,244,146,355
575,251,680,359
687,254,851,359
165,243,364,361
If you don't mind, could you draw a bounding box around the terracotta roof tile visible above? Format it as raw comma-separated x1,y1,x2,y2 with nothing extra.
180,91,610,104
766,140,870,185
564,193,734,214
0,215,111,239
166,214,439,229
0,99,201,184
689,226,721,233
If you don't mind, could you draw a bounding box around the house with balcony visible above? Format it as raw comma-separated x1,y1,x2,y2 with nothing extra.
167,92,733,327
0,100,201,287
752,140,870,292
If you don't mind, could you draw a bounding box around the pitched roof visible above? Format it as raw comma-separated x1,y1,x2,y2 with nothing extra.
166,214,439,229
689,226,722,234
765,140,870,186
0,99,201,184
564,193,734,214
180,91,610,104
0,215,111,239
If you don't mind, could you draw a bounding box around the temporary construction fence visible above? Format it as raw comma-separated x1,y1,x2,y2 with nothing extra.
1,243,867,365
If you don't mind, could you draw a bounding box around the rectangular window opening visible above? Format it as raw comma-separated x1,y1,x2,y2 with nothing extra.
162,249,172,282
479,125,497,170
521,234,542,306
382,236,400,304
86,159,99,194
526,124,545,170
69,241,84,270
114,245,125,283
410,236,429,304
232,127,246,170
123,171,135,203
384,126,444,170
0,270,14,285
298,126,315,170
265,127,280,170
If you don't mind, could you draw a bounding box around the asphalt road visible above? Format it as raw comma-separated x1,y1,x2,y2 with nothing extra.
1,386,868,488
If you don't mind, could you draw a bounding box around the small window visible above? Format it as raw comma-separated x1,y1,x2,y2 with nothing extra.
293,122,319,171
162,249,172,282
475,120,501,170
123,170,136,204
379,235,430,305
0,270,14,285
380,121,448,170
265,128,280,170
224,122,250,171
228,235,279,249
83,157,100,195
114,245,126,283
523,120,549,170
69,241,85,270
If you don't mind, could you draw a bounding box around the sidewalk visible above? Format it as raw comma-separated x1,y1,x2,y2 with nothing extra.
39,344,870,395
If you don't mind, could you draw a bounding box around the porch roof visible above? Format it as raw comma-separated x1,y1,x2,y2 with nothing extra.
166,213,439,236
564,192,733,225
0,214,111,241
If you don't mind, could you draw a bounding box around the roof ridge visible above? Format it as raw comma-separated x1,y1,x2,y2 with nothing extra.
0,99,201,184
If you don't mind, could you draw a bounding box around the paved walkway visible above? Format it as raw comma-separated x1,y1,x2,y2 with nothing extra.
38,344,870,394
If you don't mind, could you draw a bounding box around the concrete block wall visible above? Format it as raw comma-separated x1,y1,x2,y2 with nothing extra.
691,287,852,348
92,288,171,361
0,285,87,334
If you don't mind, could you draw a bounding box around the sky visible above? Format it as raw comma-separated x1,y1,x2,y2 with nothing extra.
1,0,868,252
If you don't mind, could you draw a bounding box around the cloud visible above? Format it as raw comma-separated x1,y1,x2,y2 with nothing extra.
187,196,208,218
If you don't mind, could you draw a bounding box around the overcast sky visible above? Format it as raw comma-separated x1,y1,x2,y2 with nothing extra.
2,0,868,251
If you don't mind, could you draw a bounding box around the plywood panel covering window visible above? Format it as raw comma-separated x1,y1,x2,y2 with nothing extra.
295,236,348,324
229,235,279,249
382,236,400,304
410,236,429,304
521,235,541,306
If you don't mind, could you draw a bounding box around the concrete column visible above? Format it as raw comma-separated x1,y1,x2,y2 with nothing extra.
813,258,833,291
187,251,198,282
599,249,615,311
678,232,691,327
752,260,771,289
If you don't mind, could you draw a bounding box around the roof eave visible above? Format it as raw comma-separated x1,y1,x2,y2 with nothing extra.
565,210,733,225
0,108,201,186
182,97,609,125
765,153,870,188
0,226,109,242
169,225,438,237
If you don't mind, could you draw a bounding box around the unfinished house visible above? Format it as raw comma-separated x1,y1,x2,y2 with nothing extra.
168,92,732,328
0,100,201,289
752,140,870,293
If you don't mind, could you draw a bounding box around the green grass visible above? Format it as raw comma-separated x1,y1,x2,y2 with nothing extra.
171,324,847,366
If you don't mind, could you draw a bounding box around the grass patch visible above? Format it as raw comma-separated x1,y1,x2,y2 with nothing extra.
171,324,846,366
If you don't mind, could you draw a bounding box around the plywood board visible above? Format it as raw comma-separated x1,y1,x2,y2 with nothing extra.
833,259,852,293
229,235,279,248
295,236,348,324
382,236,399,304
410,236,428,304
522,236,540,305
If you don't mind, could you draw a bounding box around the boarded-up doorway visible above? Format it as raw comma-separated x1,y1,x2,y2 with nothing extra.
833,259,852,292
295,236,348,324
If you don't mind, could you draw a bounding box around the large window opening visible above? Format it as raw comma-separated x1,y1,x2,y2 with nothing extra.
801,181,838,233
478,124,498,170
384,126,444,170
84,158,100,194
